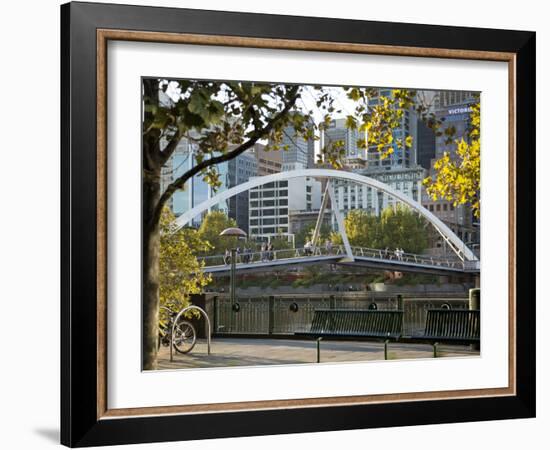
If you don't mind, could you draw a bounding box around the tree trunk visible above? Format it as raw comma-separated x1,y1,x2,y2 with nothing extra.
142,176,161,370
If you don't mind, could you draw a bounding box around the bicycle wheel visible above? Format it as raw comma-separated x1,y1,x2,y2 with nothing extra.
158,330,171,348
173,320,197,354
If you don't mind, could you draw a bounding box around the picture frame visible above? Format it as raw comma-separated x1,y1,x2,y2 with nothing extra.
60,1,536,447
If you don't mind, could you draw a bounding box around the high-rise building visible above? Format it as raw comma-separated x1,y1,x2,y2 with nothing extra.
252,143,283,175
288,210,331,236
422,92,480,251
434,90,476,109
249,180,290,239
273,120,315,169
161,137,229,226
416,119,436,171
321,89,426,227
434,95,477,159
227,150,258,233
366,88,418,169
329,166,425,223
323,118,363,164
249,175,322,240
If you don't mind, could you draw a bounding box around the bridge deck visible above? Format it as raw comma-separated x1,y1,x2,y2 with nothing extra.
199,247,479,276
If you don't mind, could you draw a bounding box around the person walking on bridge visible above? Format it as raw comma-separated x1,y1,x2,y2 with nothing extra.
224,249,231,265
304,240,312,256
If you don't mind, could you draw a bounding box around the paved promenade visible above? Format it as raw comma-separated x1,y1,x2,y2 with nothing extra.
157,338,478,370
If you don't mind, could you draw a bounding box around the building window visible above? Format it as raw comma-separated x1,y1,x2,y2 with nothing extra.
443,204,448,211
279,199,288,206
279,190,288,196
250,192,259,199
250,219,258,225
436,204,441,211
263,209,275,216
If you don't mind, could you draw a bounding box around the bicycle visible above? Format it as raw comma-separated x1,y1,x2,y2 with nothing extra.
158,306,197,354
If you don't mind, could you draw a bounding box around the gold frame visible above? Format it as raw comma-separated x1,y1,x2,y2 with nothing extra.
96,29,516,420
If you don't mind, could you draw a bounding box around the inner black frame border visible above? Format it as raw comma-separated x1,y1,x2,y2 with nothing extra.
61,2,535,447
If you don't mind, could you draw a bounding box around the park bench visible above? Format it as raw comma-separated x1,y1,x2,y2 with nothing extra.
414,309,480,357
295,309,403,361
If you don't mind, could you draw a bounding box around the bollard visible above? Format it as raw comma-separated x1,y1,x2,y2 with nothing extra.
433,342,439,358
469,288,480,310
469,288,480,351
268,296,275,335
213,296,218,333
397,294,403,311
397,294,404,335
384,339,389,360
316,337,322,363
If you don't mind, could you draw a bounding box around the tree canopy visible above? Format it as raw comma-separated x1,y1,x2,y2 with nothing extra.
196,211,239,255
423,100,480,217
295,223,332,248
158,208,211,324
332,206,428,254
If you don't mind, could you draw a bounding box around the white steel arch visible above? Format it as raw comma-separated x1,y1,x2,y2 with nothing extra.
174,169,478,261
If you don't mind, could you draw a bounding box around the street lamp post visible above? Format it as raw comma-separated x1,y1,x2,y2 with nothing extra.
219,227,247,311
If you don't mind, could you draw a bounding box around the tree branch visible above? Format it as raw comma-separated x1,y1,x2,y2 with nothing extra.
159,128,184,166
149,86,300,227
229,86,263,131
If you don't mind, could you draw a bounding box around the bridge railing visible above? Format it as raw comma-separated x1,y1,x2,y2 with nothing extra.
463,260,481,271
349,246,464,269
198,245,466,269
198,245,346,267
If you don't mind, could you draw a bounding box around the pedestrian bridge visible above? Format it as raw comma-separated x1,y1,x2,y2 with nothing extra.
174,169,480,264
198,246,480,276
